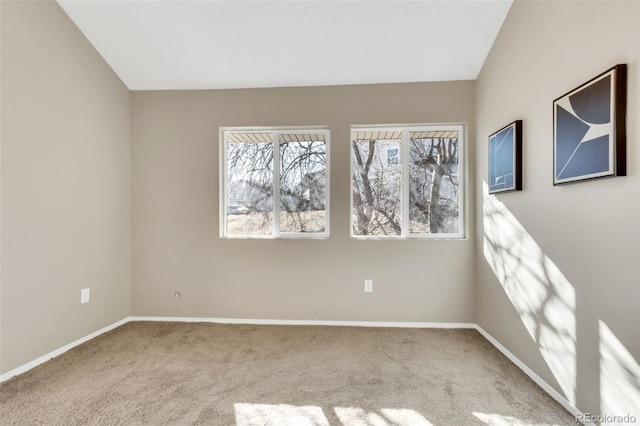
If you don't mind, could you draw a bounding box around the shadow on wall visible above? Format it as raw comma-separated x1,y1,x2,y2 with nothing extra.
482,182,640,421
482,181,576,404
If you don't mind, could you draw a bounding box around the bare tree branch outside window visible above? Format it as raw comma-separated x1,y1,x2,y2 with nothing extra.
352,138,402,236
224,131,328,237
351,126,462,238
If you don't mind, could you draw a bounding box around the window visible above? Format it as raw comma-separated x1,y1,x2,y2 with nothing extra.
351,124,464,239
221,127,329,238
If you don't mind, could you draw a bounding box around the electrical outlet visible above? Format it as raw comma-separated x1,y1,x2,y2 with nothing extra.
364,279,373,292
81,288,90,304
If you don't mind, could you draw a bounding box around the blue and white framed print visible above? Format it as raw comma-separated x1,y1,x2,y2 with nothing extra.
553,64,627,185
488,120,522,194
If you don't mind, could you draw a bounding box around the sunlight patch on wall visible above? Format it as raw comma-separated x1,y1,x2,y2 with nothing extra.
472,412,536,426
599,321,640,424
334,407,432,426
482,181,577,404
234,403,329,426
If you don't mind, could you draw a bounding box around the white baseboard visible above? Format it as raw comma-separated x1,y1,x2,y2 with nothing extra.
0,315,589,424
130,316,477,329
473,325,590,425
0,316,132,383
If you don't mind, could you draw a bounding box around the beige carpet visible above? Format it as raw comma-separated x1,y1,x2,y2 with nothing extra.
0,321,575,425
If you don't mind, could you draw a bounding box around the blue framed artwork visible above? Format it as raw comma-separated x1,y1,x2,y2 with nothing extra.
488,120,522,194
553,64,627,185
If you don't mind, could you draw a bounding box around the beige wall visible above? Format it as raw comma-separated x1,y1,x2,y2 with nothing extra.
132,82,476,322
0,1,131,373
475,0,639,418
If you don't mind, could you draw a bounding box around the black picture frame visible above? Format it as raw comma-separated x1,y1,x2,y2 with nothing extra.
553,64,627,185
488,120,523,194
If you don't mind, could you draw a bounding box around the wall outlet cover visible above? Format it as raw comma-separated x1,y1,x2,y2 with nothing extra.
81,288,90,304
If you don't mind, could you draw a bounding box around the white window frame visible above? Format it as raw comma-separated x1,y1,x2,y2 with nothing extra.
220,126,330,239
350,123,465,240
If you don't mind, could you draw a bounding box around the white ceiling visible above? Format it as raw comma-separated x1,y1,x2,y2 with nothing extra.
56,0,512,91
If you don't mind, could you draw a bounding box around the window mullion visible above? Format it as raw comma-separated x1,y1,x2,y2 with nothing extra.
220,131,228,237
273,132,281,238
402,128,410,238
323,129,331,238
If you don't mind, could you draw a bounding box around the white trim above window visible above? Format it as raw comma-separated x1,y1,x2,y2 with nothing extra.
220,126,330,239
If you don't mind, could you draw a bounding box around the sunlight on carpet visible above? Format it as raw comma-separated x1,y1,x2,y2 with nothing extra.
234,403,433,426
473,411,541,425
234,403,328,426
334,407,432,425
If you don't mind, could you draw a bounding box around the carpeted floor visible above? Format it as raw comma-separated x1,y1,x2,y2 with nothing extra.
0,321,575,425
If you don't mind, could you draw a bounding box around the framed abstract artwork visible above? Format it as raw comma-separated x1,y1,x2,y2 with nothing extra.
553,64,627,185
488,120,522,194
